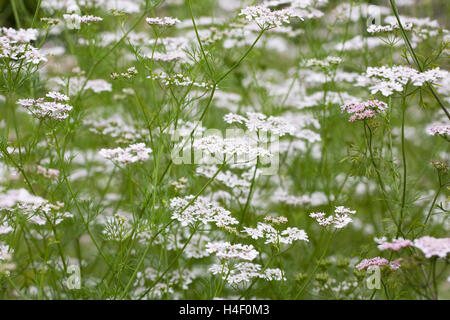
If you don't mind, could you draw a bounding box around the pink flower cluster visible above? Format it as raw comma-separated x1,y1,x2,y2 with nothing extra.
377,238,413,251
414,236,450,259
356,256,388,270
340,99,387,122
389,260,401,270
426,123,450,136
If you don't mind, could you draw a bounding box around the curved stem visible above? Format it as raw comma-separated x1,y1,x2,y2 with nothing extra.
364,122,406,238
188,0,214,78
423,174,442,226
216,30,265,84
294,230,334,299
137,226,198,299
119,162,226,298
389,0,450,119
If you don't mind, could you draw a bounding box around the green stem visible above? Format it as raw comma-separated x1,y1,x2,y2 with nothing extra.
397,94,407,237
216,30,265,84
431,258,438,299
11,0,21,28
239,157,259,227
388,0,450,119
188,0,214,78
74,3,152,102
119,162,226,299
363,122,399,231
423,175,442,226
294,230,334,299
137,226,198,299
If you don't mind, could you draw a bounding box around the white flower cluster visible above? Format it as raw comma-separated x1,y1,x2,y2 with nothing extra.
133,268,194,299
167,120,206,138
63,14,103,30
169,195,238,227
206,241,259,261
333,3,390,23
243,220,309,245
297,69,359,85
17,91,73,121
196,166,251,193
150,232,212,259
110,67,138,80
0,27,46,66
239,5,303,29
335,35,385,52
384,15,440,29
37,165,60,180
148,51,184,63
1,27,38,42
426,122,450,137
383,16,444,45
0,221,13,234
209,262,285,284
283,113,322,143
99,143,152,166
171,177,188,191
41,0,142,15
146,17,180,27
0,243,15,275
84,115,147,143
224,112,296,136
305,56,342,68
48,76,112,96
310,206,356,229
263,0,326,19
0,243,13,261
77,30,146,47
356,65,448,96
193,135,272,163
287,90,358,110
367,23,413,34
148,36,188,52
102,213,132,241
271,189,329,207
149,72,214,89
0,188,72,226
183,234,211,259
82,79,112,93
146,30,205,63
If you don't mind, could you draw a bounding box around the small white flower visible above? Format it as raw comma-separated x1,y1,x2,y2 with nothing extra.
169,195,238,227
146,17,180,27
239,5,304,29
0,244,13,261
310,206,356,229
206,241,259,261
99,143,152,166
17,92,73,121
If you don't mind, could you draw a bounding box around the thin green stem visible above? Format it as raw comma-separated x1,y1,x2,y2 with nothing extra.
187,0,214,78
423,176,442,226
397,94,407,237
216,30,265,84
294,230,335,299
119,162,226,298
11,0,21,28
389,0,450,119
